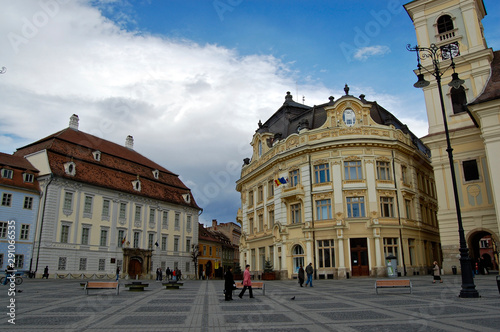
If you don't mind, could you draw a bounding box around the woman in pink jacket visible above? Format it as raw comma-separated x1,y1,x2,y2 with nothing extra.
238,265,254,298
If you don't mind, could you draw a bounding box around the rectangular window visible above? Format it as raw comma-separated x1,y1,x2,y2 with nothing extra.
98,258,105,271
289,169,300,187
258,214,264,231
376,161,391,180
268,210,275,226
383,238,398,259
161,236,167,251
84,196,93,214
133,231,140,248
14,254,24,269
60,225,70,243
257,185,263,202
316,199,332,220
20,224,30,240
23,196,33,210
0,222,7,238
102,199,110,217
380,197,394,217
148,233,154,249
79,258,87,271
290,203,302,224
346,197,365,218
463,159,480,182
135,205,142,222
344,161,362,180
174,213,180,230
314,164,330,183
58,257,67,270
408,239,415,266
1,169,13,179
267,180,274,198
81,227,90,245
318,240,335,268
248,190,254,206
23,173,34,183
405,199,412,219
249,217,254,234
203,246,206,256
100,229,108,247
1,193,12,207
186,238,191,252
259,247,265,271
186,215,192,231
401,165,409,184
209,246,212,256
63,192,73,210
117,230,124,248
269,246,274,267
119,203,127,219
174,238,179,252
149,208,155,224
185,261,190,272
162,211,169,229
0,254,3,268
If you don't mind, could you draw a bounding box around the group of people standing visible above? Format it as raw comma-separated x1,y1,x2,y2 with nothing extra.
156,267,181,281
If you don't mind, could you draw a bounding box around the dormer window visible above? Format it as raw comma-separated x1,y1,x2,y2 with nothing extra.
152,169,159,179
258,141,262,157
183,193,190,203
132,177,141,191
1,169,13,179
92,150,101,161
23,173,34,183
64,162,76,176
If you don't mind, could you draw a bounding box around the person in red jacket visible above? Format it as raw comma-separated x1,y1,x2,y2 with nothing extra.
238,265,254,298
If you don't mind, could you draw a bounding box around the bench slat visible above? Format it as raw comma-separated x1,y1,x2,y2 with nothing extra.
85,282,119,295
375,279,412,294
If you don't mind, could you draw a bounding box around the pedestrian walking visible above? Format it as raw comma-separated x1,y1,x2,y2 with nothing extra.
298,265,305,287
224,266,235,301
432,261,443,283
159,268,163,281
42,266,49,279
116,266,120,281
166,267,171,281
238,265,254,298
305,263,314,287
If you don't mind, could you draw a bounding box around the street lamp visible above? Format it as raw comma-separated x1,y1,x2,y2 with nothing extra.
407,43,479,298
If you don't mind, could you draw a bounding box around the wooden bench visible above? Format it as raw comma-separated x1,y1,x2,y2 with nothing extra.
235,281,265,295
375,279,412,294
162,281,184,290
84,281,119,295
124,282,149,291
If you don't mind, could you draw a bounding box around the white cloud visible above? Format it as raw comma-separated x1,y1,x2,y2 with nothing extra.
354,45,391,61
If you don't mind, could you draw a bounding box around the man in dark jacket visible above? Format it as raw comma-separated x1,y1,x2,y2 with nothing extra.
305,263,314,287
224,267,235,301
298,265,305,287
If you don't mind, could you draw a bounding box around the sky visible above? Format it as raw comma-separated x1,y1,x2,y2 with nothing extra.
1,0,499,226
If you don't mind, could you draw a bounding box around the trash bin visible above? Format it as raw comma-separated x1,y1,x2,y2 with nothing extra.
386,255,398,277
497,275,500,294
452,266,457,275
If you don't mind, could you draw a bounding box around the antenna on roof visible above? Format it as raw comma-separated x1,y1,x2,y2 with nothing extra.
303,96,305,104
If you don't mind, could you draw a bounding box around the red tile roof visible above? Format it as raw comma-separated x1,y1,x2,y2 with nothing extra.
0,152,40,193
13,127,201,210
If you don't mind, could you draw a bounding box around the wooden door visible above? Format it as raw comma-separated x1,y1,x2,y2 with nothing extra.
128,258,142,279
350,238,369,277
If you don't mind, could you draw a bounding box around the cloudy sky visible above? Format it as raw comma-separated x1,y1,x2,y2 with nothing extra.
1,0,499,226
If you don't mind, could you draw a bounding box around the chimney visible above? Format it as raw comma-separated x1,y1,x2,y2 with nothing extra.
212,219,218,228
69,114,79,130
125,135,134,149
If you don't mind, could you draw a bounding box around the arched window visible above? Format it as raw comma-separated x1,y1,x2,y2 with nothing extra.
451,86,467,114
437,15,454,34
292,245,305,273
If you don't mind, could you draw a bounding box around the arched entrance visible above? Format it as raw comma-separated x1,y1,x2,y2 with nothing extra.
128,257,143,279
468,230,499,274
292,245,305,274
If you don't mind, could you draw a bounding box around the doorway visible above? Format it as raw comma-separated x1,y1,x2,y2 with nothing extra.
350,238,369,276
128,258,142,279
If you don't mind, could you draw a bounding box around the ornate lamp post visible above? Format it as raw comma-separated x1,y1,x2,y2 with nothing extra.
407,43,479,298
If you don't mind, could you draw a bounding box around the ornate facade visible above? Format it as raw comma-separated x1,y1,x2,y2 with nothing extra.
14,115,201,279
405,0,500,273
236,91,441,279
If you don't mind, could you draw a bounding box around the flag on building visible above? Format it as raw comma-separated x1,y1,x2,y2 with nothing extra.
121,235,126,245
275,177,288,186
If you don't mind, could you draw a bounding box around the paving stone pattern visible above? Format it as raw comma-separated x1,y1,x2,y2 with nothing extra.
0,275,498,331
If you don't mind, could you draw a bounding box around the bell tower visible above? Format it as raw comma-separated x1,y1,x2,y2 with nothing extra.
405,0,498,277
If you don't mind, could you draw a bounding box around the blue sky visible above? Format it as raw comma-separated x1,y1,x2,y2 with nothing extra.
1,0,499,225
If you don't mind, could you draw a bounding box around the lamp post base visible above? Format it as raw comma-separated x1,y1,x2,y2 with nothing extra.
458,249,480,298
